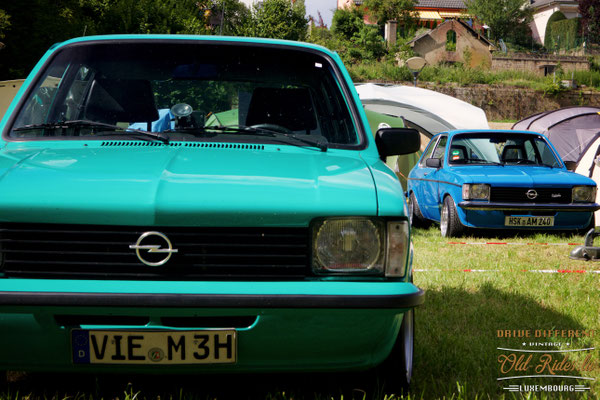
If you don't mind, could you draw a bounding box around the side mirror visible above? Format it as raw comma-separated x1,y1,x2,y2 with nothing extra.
375,128,421,157
564,161,577,171
425,158,442,168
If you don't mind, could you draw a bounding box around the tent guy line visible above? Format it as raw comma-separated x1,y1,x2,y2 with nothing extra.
446,241,583,246
414,269,600,274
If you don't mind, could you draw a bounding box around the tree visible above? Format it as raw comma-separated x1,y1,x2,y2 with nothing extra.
579,0,600,44
465,0,533,43
208,0,251,36
362,0,417,27
246,0,308,41
0,0,88,78
331,6,364,41
0,9,10,40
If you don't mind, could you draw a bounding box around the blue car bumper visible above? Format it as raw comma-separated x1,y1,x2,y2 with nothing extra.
457,201,599,229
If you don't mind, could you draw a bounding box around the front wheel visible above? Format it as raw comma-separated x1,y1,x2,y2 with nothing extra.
409,192,429,228
440,196,464,237
373,309,414,395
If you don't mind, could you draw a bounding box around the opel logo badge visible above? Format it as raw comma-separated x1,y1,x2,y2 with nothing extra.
526,189,538,200
129,231,178,266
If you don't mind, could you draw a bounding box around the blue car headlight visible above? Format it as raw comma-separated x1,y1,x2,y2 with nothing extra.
462,184,490,201
572,186,597,202
311,217,409,277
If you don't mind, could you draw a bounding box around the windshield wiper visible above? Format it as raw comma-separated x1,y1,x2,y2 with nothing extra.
14,120,170,144
453,158,504,166
204,125,328,152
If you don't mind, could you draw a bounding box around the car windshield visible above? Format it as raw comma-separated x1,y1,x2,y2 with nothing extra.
8,41,359,147
448,132,562,167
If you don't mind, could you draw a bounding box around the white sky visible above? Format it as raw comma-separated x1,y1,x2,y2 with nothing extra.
305,0,337,28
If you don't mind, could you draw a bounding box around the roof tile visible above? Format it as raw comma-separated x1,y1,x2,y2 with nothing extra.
416,0,466,9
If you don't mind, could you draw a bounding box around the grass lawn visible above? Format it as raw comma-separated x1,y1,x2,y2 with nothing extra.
1,227,598,399
411,226,599,399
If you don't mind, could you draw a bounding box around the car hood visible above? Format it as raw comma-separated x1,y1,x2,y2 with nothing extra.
0,144,377,226
450,165,595,186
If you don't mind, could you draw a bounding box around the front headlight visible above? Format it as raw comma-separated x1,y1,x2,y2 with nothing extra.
311,217,409,277
573,186,597,202
462,184,490,201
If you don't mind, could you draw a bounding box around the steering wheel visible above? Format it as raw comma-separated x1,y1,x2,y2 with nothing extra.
250,123,291,134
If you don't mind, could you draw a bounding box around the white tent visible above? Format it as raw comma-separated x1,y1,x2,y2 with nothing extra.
355,83,490,185
355,83,489,135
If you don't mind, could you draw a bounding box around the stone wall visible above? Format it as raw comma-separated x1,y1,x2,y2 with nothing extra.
492,56,589,75
419,83,600,121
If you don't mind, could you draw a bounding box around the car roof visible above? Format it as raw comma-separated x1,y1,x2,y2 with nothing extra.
52,34,336,58
435,129,545,138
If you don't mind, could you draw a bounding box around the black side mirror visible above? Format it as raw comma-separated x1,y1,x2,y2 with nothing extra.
564,161,577,171
425,158,442,168
375,128,421,157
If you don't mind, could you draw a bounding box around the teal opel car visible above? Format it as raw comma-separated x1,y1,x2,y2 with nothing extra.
0,35,423,390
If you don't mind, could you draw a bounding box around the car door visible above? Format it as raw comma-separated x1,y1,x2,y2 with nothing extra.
420,135,447,221
410,136,438,216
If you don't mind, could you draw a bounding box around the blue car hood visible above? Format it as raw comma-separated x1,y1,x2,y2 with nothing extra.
0,145,377,226
450,165,593,186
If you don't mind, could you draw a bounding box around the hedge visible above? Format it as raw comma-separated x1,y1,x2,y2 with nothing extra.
546,17,582,50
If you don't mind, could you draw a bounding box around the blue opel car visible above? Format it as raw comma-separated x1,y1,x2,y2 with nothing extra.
0,35,423,391
407,130,600,237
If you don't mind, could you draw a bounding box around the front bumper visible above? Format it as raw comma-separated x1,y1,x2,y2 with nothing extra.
456,203,595,230
0,279,424,373
458,201,600,212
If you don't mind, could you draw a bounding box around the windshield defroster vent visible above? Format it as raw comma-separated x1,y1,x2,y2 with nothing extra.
100,141,265,150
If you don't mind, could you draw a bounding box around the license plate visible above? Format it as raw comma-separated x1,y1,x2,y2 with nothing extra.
504,216,554,227
72,330,236,365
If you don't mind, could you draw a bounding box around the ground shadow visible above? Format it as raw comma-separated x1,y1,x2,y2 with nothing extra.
0,283,596,399
412,283,596,398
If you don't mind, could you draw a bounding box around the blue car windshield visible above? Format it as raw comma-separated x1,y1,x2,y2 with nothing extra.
448,132,561,167
8,41,359,147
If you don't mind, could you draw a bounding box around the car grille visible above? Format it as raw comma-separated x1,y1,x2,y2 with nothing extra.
490,187,572,204
0,223,310,280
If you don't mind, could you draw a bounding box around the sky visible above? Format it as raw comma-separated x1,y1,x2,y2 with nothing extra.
304,0,337,28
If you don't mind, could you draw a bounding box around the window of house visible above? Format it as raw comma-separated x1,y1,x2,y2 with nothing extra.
446,30,457,51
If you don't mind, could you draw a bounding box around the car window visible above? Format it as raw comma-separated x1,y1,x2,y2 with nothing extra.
432,136,447,160
9,42,360,147
448,132,561,167
419,136,438,166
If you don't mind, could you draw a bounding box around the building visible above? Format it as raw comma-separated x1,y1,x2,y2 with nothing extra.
414,0,469,28
337,0,471,27
529,0,580,45
408,19,495,68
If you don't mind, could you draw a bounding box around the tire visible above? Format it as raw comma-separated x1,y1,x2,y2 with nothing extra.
377,309,414,395
408,192,429,228
440,195,464,237
577,214,596,236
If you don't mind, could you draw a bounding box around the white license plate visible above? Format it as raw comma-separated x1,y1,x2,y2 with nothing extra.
504,216,554,227
72,330,236,365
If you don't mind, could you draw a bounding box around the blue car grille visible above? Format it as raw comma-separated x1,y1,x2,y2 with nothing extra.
0,224,310,280
490,187,572,204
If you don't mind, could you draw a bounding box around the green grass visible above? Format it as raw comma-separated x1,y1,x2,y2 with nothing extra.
1,228,598,399
346,61,600,92
411,227,599,399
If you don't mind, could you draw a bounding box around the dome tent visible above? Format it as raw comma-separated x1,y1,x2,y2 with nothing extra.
512,106,600,169
513,106,600,224
356,83,490,187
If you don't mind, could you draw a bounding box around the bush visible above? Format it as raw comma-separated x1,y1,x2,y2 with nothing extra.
544,11,566,49
546,18,582,50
